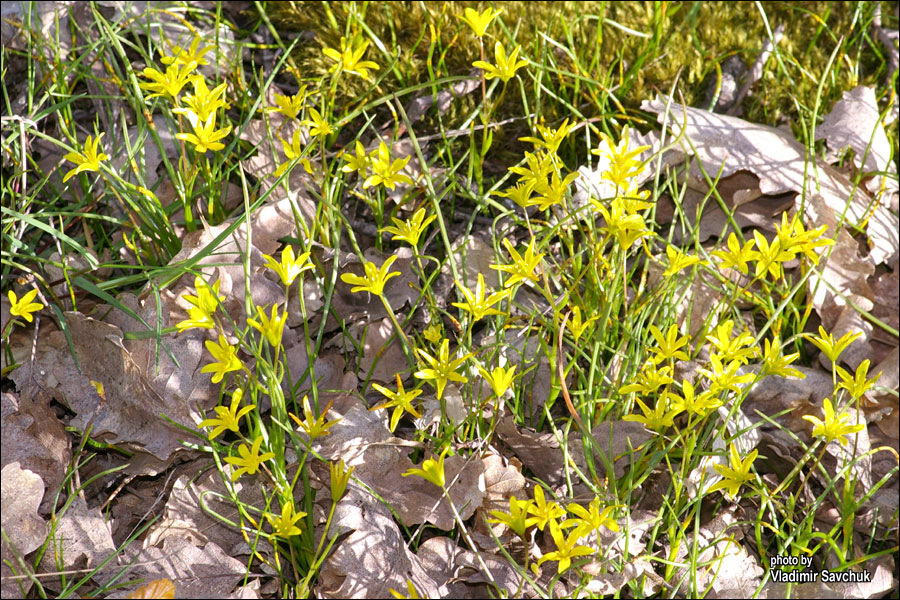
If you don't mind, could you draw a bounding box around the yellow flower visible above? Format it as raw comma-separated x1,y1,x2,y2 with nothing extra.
622,393,681,431
775,212,834,265
667,380,721,418
562,496,619,541
648,324,691,364
591,125,650,194
803,398,865,446
371,375,423,432
364,142,414,190
618,361,673,395
402,447,449,488
538,520,595,574
663,245,708,277
269,87,308,120
708,444,758,499
201,334,244,384
836,360,880,399
452,273,508,322
160,37,213,68
340,255,400,297
752,231,795,280
699,354,754,395
526,485,566,531
63,133,108,182
414,338,470,400
807,326,861,366
176,113,230,153
472,41,528,83
340,140,370,176
267,501,306,539
323,37,380,80
519,118,576,155
173,77,229,123
224,436,275,481
478,364,517,398
597,197,652,249
382,207,436,247
289,395,340,440
491,237,544,288
761,336,804,379
175,276,224,332
457,6,501,38
7,289,44,323
273,130,313,178
263,245,313,286
247,304,287,348
139,62,196,99
705,319,758,366
423,322,442,344
495,181,536,209
330,459,355,501
301,107,334,138
567,306,599,343
198,388,256,439
711,232,757,275
488,496,537,537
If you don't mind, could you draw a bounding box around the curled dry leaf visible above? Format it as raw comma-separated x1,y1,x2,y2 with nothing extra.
643,94,899,266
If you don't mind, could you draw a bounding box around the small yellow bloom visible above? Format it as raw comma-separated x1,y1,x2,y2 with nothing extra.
267,501,306,539
323,37,380,80
423,322,442,344
224,436,275,481
803,398,865,446
488,496,537,537
340,140,370,176
382,207,436,247
491,237,544,288
371,375,423,432
176,113,230,153
273,130,313,178
340,255,401,297
711,232,757,275
63,133,109,182
457,6,501,38
139,62,196,99
7,289,44,323
478,364,517,398
330,459,355,501
269,87,308,120
414,338,469,400
160,37,213,68
452,273,508,322
807,326,862,366
247,304,287,348
472,41,528,83
199,388,256,439
526,485,566,531
537,520,595,574
263,245,313,286
836,360,880,399
301,107,334,138
201,334,244,384
708,444,758,499
173,77,230,123
663,245,708,277
519,118,576,155
364,142,414,190
402,447,449,488
290,395,339,439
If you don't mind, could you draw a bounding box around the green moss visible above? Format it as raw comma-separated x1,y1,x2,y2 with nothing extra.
263,2,894,151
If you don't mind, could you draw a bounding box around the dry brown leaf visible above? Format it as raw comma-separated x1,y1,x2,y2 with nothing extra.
1,392,70,513
643,94,899,266
816,86,898,198
38,496,117,590
103,535,249,599
318,484,442,599
0,461,45,599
